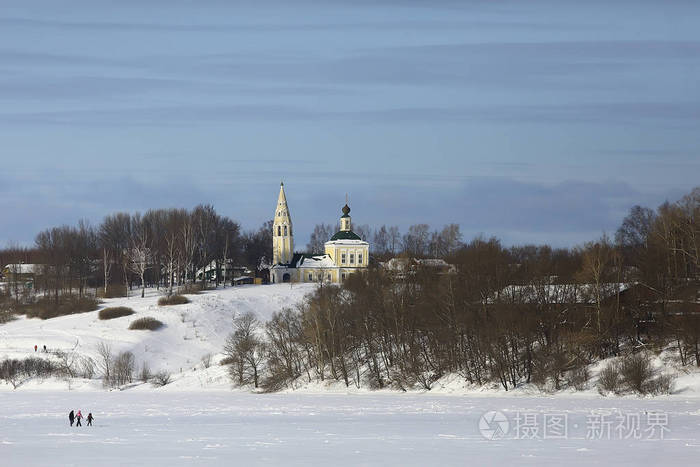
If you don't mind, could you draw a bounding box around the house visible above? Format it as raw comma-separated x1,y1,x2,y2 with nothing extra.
380,257,457,277
2,264,40,283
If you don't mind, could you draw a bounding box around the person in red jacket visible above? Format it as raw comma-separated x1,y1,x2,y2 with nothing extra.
75,410,83,427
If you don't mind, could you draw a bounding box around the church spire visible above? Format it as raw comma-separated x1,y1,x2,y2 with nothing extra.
273,182,294,265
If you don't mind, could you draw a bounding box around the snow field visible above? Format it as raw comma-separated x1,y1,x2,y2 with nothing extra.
2,391,700,466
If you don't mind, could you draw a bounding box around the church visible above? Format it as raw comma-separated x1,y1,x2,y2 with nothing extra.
270,183,369,284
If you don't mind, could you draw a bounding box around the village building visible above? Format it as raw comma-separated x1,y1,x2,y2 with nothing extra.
270,183,369,284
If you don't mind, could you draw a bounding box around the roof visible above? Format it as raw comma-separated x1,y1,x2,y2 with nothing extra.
381,258,455,273
296,254,336,269
3,264,39,274
329,230,362,241
273,253,336,269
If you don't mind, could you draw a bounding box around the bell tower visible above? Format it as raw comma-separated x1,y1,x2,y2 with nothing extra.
273,182,294,265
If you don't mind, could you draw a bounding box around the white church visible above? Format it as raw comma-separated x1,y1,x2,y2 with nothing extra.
270,183,369,284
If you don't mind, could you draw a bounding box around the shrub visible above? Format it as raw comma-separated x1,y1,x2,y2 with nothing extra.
1,357,58,388
98,307,135,320
151,371,172,387
96,284,128,299
18,296,100,320
618,352,675,395
178,283,202,295
139,362,151,383
567,366,591,391
597,362,621,395
129,317,164,331
219,356,235,366
619,353,655,394
158,295,190,306
0,309,16,324
648,373,674,395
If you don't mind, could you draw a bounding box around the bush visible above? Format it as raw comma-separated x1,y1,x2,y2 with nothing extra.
158,295,190,306
96,284,128,299
619,353,656,394
219,356,235,366
648,373,674,395
129,317,164,331
98,307,135,320
567,366,591,391
151,371,172,387
618,352,675,395
178,283,202,295
139,362,151,383
18,296,100,320
597,362,622,395
1,357,58,388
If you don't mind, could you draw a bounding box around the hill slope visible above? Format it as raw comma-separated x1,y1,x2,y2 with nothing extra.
0,283,315,389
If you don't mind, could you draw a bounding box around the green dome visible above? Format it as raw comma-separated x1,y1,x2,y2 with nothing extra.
329,230,362,241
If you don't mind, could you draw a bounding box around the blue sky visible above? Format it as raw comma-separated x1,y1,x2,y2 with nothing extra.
1,0,699,248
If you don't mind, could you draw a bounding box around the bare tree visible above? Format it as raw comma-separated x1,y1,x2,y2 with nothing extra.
96,341,113,387
224,312,265,388
128,214,151,298
306,224,334,254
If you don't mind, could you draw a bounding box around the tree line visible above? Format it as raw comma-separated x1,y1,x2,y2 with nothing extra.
306,222,463,259
0,206,273,304
224,187,699,393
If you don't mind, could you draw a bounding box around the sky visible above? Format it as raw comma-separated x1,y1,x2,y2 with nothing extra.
1,0,699,249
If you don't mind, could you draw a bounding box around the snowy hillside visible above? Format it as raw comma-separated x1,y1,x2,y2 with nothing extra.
0,283,316,390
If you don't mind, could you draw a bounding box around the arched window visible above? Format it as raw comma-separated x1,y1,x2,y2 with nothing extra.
277,226,281,236
284,226,287,236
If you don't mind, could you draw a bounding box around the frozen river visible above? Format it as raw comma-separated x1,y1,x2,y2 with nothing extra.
2,391,699,466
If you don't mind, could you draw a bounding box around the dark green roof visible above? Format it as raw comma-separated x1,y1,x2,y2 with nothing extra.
330,230,362,241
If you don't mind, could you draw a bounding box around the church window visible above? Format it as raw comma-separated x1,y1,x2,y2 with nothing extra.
277,226,281,236
358,254,363,265
308,273,313,281
284,226,287,236
341,253,346,264
350,253,355,264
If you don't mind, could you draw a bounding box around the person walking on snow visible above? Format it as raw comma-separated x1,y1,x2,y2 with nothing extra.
69,410,75,427
75,410,83,427
34,344,37,352
87,413,94,426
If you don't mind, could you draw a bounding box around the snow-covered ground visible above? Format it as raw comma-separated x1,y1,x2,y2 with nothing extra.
4,283,700,465
0,283,315,382
2,391,700,466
